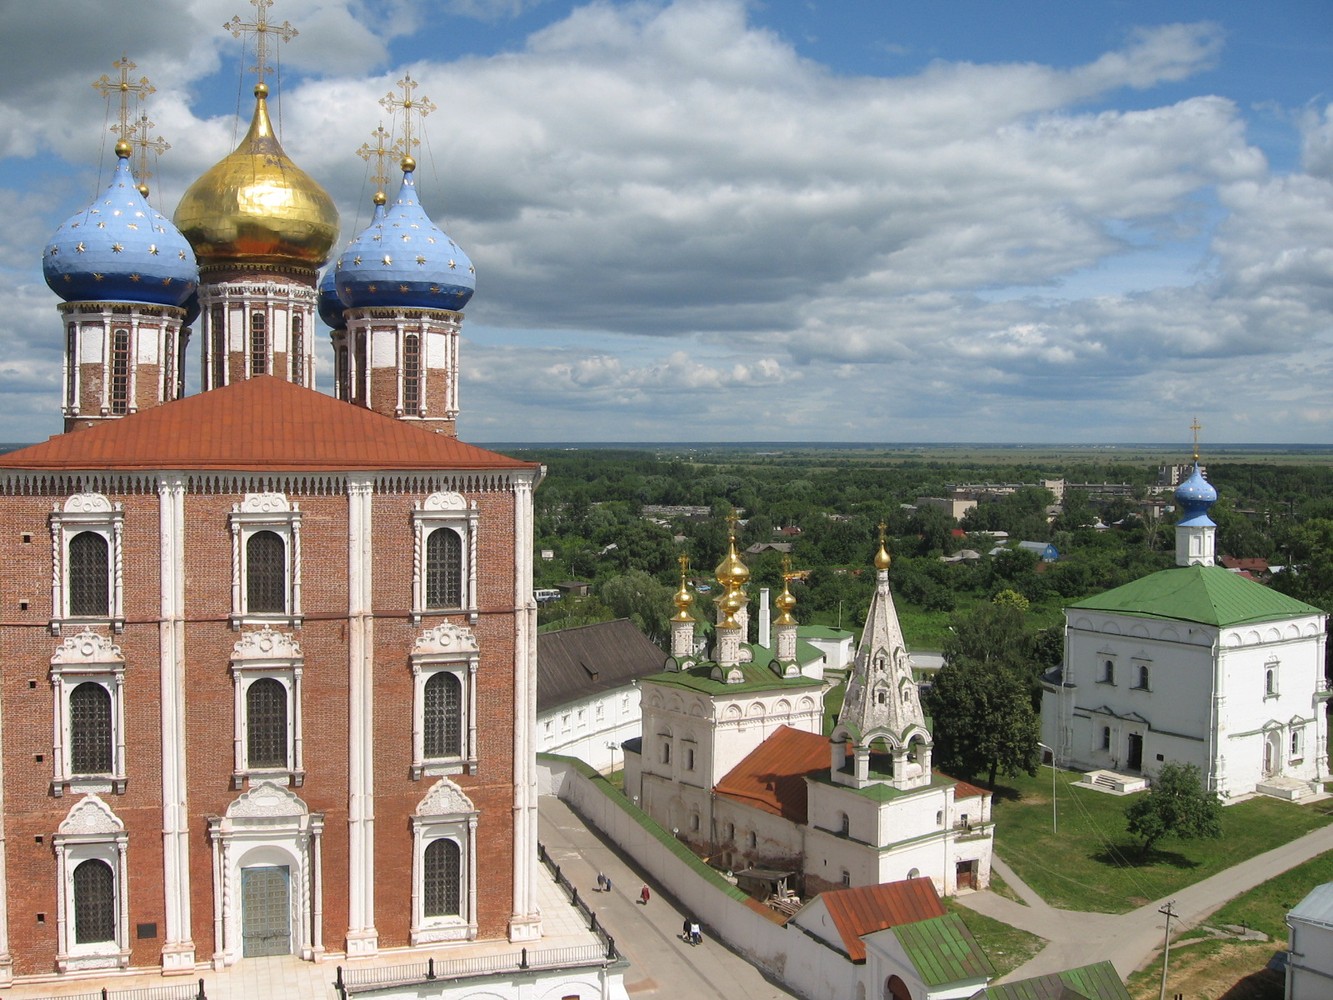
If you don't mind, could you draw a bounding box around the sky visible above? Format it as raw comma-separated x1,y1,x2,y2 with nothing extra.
1,0,1331,446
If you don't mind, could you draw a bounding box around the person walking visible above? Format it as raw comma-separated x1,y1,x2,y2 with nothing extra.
682,917,691,940
640,884,651,905
597,872,606,892
689,921,701,946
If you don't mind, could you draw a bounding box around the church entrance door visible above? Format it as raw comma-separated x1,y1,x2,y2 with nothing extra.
955,860,974,890
1127,733,1143,772
241,865,292,957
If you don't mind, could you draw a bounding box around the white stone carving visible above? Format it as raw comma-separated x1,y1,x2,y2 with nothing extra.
237,492,291,515
231,626,302,662
225,780,308,819
58,795,124,835
420,491,467,512
63,493,114,514
51,629,123,665
412,622,479,657
416,777,477,818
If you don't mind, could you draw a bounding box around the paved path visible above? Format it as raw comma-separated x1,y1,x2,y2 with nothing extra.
958,822,1333,981
539,796,799,999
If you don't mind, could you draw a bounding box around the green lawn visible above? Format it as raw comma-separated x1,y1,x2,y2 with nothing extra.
1207,848,1333,939
992,768,1333,913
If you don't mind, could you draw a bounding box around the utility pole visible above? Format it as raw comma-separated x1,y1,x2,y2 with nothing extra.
1158,900,1177,1000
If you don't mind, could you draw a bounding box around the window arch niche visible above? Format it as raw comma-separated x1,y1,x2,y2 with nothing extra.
50,629,127,796
411,492,478,622
50,493,124,633
229,493,301,627
229,627,304,788
410,779,479,945
53,795,130,972
410,623,479,779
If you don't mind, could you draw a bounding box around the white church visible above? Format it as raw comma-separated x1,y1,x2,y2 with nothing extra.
1041,461,1329,801
624,527,993,899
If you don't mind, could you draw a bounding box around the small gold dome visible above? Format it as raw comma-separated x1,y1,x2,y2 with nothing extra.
174,83,339,270
719,585,746,627
673,579,695,623
875,543,892,572
715,531,750,592
774,576,798,626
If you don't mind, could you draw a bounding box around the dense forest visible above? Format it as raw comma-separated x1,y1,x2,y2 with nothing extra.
511,446,1333,667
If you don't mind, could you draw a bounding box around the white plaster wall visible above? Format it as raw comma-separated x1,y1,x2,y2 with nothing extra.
1288,917,1333,1000
539,684,641,773
711,798,803,874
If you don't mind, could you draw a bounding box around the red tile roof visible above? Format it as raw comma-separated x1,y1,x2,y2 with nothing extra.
821,878,947,962
714,725,840,824
0,378,534,473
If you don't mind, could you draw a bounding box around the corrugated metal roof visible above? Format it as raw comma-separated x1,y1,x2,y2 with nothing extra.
713,725,838,823
818,878,947,962
0,377,534,473
891,912,994,985
1289,881,1333,930
537,619,667,710
1069,565,1323,626
977,960,1130,1000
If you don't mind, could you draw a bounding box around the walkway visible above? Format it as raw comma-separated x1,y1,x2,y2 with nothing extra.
957,822,1333,981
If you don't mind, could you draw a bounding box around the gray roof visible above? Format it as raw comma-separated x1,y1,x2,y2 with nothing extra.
537,618,667,710
1289,882,1333,930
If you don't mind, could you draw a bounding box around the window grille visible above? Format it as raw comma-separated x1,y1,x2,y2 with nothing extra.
72,859,116,945
70,682,113,774
425,529,461,609
424,672,462,758
66,323,77,406
246,530,286,613
246,678,288,769
291,315,303,384
211,304,226,387
250,312,267,376
404,333,421,412
110,328,130,414
68,531,109,617
423,839,461,917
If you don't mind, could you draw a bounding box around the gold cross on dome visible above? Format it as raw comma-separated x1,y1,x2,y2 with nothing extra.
356,122,401,198
93,56,155,144
380,73,436,159
1190,416,1202,462
225,0,298,85
130,112,170,192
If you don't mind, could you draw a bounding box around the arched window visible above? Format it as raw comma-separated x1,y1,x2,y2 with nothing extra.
425,528,462,609
423,839,461,917
335,345,348,399
68,531,109,617
73,858,116,945
246,530,286,613
246,678,288,769
423,672,462,759
110,328,130,414
1137,665,1150,690
355,332,368,400
290,314,303,384
839,812,850,836
1102,659,1115,684
163,329,175,402
403,333,421,412
69,682,112,774
250,312,267,376
65,323,78,406
885,974,913,1000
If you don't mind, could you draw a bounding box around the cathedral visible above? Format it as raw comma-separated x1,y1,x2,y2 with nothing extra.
0,12,611,995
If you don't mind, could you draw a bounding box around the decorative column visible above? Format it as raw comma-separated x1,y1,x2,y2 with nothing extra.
344,477,378,955
508,474,542,941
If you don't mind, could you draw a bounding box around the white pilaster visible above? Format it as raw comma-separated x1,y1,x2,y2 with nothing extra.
508,474,542,941
345,478,378,955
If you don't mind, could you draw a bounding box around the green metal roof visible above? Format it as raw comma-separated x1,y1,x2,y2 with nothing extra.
891,912,994,986
978,960,1130,1000
644,656,822,696
1068,565,1324,627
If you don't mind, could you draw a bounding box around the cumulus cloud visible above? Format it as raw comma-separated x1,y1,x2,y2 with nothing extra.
0,0,1329,444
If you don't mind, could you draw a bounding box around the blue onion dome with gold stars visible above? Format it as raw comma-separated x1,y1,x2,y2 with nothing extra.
43,140,197,306
173,83,339,271
335,157,475,311
317,264,345,329
1175,463,1218,527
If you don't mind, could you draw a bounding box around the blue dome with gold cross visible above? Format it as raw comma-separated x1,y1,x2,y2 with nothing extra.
1174,463,1217,527
334,158,474,312
43,141,197,306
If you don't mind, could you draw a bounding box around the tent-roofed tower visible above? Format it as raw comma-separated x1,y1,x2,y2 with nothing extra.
831,526,932,791
173,5,337,392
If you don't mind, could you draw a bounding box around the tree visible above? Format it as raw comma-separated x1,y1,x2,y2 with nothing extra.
1124,762,1222,855
927,656,1039,789
600,570,675,646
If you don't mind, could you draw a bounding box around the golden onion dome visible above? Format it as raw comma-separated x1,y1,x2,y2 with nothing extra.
874,541,892,572
719,585,746,627
714,532,751,592
673,576,695,623
774,576,798,626
173,83,339,271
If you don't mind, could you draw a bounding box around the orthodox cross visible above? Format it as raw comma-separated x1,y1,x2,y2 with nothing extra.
357,122,400,196
1190,416,1203,462
678,553,690,576
878,521,888,545
92,56,154,144
130,112,170,194
380,73,436,161
225,0,298,86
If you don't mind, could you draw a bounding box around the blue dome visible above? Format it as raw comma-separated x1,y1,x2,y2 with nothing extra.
43,149,197,307
1175,463,1217,527
335,167,474,312
317,264,345,329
